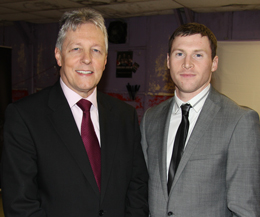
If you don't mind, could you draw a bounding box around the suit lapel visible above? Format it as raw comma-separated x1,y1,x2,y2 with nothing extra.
47,82,100,196
170,88,221,190
158,98,175,200
97,92,118,202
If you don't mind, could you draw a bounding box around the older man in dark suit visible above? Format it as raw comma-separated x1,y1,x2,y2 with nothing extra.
1,8,148,217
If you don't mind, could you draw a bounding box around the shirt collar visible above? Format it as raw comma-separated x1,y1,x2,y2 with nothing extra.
60,77,98,109
174,84,211,114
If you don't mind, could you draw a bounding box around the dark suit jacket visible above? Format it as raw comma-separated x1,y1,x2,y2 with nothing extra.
1,81,148,217
141,87,260,217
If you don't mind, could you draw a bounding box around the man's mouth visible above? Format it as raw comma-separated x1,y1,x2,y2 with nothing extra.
76,70,93,75
180,73,195,77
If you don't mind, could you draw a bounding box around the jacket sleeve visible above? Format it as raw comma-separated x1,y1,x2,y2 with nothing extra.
125,109,149,217
1,103,47,217
226,109,260,216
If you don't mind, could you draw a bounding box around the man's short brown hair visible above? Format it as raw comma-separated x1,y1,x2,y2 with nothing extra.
168,23,217,60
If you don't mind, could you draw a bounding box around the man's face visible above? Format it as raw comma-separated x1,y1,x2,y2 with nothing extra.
55,22,107,98
167,34,218,101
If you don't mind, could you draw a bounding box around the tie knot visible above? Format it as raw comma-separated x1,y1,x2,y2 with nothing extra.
77,99,92,112
181,103,192,116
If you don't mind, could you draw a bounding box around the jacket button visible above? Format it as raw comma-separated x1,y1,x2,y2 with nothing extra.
168,211,173,216
99,210,104,216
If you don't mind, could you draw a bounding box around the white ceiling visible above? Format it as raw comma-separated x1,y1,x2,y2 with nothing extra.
0,0,260,24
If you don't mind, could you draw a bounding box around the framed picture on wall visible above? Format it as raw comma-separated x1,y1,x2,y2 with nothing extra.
116,51,133,78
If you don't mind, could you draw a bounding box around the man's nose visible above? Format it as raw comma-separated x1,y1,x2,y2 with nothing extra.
182,56,194,69
81,50,91,64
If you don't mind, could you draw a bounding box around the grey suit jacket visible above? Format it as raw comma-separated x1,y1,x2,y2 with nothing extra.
140,87,260,217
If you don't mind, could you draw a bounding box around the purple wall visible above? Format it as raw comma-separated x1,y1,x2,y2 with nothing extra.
1,10,260,120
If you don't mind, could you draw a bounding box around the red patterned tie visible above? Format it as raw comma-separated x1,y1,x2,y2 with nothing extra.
77,99,101,191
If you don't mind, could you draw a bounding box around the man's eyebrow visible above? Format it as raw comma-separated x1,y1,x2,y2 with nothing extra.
171,48,184,52
194,49,205,52
65,42,82,49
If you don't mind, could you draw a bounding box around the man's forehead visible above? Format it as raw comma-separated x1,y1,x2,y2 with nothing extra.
172,34,210,45
177,33,208,39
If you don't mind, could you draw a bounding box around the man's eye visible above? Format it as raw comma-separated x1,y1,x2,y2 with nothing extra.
70,48,80,52
176,53,183,57
195,54,202,57
93,49,100,53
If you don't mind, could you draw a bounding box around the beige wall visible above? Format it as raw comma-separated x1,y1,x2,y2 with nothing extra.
212,41,260,115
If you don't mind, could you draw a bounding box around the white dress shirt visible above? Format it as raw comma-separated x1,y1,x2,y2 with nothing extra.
166,84,211,177
60,78,101,145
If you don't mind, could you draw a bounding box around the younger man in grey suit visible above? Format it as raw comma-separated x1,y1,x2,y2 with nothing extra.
140,23,260,216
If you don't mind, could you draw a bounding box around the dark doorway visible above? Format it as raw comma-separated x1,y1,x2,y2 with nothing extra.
0,46,12,161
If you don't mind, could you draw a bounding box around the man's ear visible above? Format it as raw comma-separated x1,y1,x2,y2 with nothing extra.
167,53,170,69
55,47,62,67
211,55,218,72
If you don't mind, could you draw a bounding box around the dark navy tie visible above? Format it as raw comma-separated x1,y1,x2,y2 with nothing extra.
167,104,192,194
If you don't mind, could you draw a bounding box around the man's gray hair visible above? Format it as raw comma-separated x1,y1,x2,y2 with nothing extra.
55,8,108,53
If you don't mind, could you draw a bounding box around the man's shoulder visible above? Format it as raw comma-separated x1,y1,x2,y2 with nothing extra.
9,83,58,112
209,87,257,117
140,97,174,125
146,97,173,115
